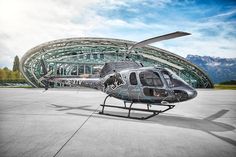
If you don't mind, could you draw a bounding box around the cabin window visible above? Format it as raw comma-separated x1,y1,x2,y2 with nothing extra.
130,72,137,85
139,71,163,87
143,88,168,97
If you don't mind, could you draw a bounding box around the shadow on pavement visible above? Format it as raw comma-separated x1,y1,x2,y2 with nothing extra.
50,104,236,147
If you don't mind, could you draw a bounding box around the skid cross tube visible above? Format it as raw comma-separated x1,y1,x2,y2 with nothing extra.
99,95,175,120
100,95,111,114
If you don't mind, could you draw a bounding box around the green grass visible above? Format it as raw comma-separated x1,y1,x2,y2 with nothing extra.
214,84,236,90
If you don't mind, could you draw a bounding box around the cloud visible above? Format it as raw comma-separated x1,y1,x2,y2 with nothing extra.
0,0,235,68
210,9,236,19
0,0,103,68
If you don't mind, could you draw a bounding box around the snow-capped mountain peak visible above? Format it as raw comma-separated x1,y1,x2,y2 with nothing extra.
186,55,236,83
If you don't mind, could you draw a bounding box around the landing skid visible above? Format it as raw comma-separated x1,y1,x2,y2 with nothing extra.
99,95,175,120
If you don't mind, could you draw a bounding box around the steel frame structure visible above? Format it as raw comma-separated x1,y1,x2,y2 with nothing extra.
20,37,213,88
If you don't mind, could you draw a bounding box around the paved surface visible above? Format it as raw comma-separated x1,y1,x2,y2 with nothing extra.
0,88,235,157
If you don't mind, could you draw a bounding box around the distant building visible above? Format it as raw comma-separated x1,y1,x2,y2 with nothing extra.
20,37,213,88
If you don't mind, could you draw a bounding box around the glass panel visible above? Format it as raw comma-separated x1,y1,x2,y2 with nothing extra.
86,54,90,59
71,66,77,75
100,54,104,59
78,66,84,74
162,69,189,87
162,71,173,87
139,71,163,87
130,72,137,85
143,88,168,97
93,54,98,59
79,55,84,59
85,65,91,74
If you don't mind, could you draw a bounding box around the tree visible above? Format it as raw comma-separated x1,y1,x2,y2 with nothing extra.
13,71,21,79
3,67,10,79
0,68,7,80
13,55,20,72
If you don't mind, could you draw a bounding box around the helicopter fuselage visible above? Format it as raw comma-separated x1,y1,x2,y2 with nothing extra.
102,67,197,104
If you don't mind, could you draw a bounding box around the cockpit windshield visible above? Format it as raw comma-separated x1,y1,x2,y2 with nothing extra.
161,69,189,87
139,70,163,87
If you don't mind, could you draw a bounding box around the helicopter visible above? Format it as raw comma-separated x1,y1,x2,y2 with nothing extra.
39,31,197,120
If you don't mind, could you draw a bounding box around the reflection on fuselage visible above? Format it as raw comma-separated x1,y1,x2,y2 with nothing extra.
106,68,197,104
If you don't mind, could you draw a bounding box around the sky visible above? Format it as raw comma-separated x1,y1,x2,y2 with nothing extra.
0,0,236,69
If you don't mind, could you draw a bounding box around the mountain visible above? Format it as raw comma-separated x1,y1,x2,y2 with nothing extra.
186,55,236,84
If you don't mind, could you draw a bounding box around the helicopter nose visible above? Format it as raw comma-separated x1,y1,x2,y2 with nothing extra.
188,89,197,99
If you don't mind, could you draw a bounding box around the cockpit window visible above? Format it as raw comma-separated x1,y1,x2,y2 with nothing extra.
130,72,137,85
139,71,163,87
162,71,172,87
161,70,188,87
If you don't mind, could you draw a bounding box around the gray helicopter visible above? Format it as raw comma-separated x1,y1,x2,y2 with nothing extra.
40,31,197,120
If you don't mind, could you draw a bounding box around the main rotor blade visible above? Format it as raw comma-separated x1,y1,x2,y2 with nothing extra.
128,31,190,53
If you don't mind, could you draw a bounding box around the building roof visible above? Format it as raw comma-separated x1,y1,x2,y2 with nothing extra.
20,37,213,88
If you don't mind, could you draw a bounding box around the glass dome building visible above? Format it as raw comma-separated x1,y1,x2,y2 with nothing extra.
20,37,213,88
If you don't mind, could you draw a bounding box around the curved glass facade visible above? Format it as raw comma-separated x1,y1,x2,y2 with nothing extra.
20,37,213,88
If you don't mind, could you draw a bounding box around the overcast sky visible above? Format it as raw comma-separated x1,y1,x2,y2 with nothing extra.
0,0,236,68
